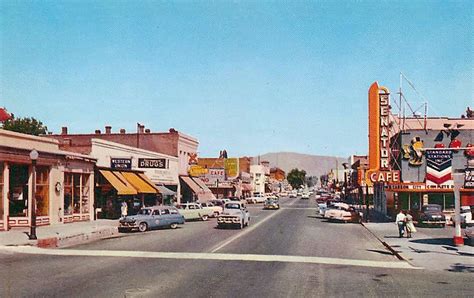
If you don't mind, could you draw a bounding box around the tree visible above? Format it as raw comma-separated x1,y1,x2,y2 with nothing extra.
287,168,306,189
1,116,48,136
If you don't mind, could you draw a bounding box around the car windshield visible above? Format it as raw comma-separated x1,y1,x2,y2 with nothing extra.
137,209,152,215
225,203,241,209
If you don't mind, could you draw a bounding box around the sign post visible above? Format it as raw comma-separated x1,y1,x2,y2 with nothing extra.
452,171,464,246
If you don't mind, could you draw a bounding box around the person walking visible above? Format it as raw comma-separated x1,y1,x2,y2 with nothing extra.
396,210,406,238
121,201,128,218
405,211,416,238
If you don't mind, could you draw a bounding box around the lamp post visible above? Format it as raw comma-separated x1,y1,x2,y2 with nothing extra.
29,149,39,240
342,163,349,201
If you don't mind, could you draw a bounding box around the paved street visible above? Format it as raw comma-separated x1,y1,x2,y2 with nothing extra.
1,196,473,297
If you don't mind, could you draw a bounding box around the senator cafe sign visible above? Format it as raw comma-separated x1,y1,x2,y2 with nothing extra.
365,82,400,185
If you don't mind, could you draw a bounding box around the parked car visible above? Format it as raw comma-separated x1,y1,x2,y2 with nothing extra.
416,204,446,227
263,199,280,210
247,192,266,204
451,206,474,228
301,192,309,199
217,201,250,229
118,206,185,232
324,202,360,223
199,201,223,217
289,191,297,198
177,203,214,221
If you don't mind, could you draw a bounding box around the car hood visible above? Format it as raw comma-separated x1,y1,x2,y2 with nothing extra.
121,214,148,222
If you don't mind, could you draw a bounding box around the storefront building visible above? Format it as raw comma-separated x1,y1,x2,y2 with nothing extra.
48,125,199,204
387,116,474,215
1,129,95,231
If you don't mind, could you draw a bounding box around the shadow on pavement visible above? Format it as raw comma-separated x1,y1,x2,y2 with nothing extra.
366,249,394,256
447,263,474,273
410,238,453,246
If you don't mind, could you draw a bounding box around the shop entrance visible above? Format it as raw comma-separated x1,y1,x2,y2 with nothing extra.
9,165,29,218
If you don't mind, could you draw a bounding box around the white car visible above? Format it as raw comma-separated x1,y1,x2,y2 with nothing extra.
199,202,223,217
177,203,214,221
217,202,250,229
301,192,310,199
247,193,266,204
289,191,297,198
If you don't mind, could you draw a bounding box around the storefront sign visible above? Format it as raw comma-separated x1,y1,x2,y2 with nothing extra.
200,168,225,186
464,167,474,188
111,158,132,170
138,158,167,169
385,182,425,190
366,82,395,185
425,149,453,189
224,158,239,179
188,165,208,177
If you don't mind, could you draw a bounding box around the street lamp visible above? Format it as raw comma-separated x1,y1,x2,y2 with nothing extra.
29,149,39,240
342,163,349,201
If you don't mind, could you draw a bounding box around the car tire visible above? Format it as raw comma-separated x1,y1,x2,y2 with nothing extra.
213,211,220,217
170,223,178,229
138,222,148,232
201,215,209,221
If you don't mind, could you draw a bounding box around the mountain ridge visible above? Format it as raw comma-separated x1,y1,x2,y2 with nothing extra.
254,152,348,178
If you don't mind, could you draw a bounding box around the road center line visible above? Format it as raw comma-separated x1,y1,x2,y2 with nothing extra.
209,196,302,253
0,246,420,270
209,210,282,253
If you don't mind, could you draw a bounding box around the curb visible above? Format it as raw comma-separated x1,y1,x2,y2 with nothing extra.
360,221,407,262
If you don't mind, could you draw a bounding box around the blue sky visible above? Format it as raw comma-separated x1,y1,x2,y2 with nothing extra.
1,1,472,158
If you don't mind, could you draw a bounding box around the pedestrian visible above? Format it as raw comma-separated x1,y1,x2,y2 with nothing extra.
405,211,416,238
396,210,406,238
121,201,128,218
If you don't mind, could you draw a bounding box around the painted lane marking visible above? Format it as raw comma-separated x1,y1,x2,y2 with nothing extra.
209,197,301,253
0,246,420,270
209,210,282,253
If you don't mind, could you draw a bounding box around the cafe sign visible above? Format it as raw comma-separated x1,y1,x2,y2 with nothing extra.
365,82,400,185
111,158,132,170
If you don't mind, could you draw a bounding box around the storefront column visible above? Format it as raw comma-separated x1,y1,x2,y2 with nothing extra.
27,164,33,227
2,163,9,231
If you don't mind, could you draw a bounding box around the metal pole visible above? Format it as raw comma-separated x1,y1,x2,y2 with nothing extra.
29,160,37,240
453,172,464,246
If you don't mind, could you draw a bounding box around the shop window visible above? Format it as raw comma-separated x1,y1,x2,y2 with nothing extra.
444,193,454,211
0,163,3,218
64,173,73,215
35,166,49,216
398,193,410,210
428,193,444,208
73,174,81,213
9,165,29,217
81,174,90,214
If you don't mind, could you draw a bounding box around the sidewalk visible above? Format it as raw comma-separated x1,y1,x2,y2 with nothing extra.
362,221,474,272
0,220,120,248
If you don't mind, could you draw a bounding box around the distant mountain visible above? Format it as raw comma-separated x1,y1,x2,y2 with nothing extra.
254,152,348,178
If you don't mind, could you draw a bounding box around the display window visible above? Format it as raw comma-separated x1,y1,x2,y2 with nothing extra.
64,172,90,216
81,174,90,214
35,166,50,216
9,165,29,217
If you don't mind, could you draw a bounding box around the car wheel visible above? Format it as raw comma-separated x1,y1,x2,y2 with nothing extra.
239,220,244,229
138,222,148,232
201,215,209,221
170,223,178,229
213,211,220,217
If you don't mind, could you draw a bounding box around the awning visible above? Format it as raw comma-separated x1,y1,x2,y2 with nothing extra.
242,183,253,191
156,185,176,196
99,170,137,195
181,176,202,194
137,173,160,192
192,177,216,202
121,172,157,194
